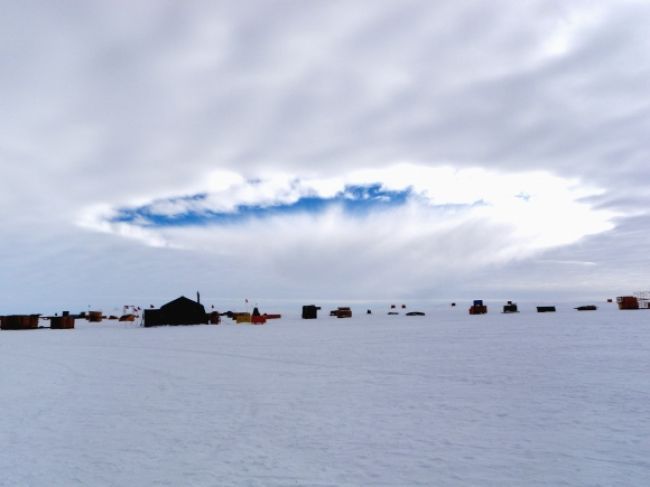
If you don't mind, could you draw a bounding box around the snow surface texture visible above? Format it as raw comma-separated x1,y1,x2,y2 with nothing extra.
1,306,649,486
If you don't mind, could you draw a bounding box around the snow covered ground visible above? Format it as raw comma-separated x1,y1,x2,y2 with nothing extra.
1,304,649,486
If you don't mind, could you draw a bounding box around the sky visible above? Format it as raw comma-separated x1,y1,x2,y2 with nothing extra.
1,0,650,312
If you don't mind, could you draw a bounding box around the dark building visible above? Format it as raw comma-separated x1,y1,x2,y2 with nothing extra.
50,313,75,329
503,301,518,313
302,305,321,319
144,296,208,327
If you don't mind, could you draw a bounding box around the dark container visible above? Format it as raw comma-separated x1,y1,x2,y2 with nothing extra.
617,296,639,310
1,315,39,330
88,311,103,322
302,305,320,319
51,316,75,329
537,306,556,312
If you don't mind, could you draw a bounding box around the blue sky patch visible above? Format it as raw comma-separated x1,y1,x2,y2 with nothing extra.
111,184,413,227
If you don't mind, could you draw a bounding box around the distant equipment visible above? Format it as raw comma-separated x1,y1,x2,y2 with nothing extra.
502,301,519,313
330,307,352,318
536,306,556,313
575,305,597,311
469,300,488,315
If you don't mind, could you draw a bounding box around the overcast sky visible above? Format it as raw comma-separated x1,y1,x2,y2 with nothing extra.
2,1,649,312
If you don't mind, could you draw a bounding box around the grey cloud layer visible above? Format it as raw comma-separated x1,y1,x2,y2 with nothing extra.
1,1,649,310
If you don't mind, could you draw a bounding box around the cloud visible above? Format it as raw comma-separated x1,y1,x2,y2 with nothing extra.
0,0,649,310
76,165,617,296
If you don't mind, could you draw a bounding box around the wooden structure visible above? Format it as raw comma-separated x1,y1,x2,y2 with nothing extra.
330,307,352,318
617,296,639,310
88,311,103,322
50,315,75,329
1,315,39,330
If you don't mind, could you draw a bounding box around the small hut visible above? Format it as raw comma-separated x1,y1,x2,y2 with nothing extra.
1,315,40,330
302,305,321,319
617,296,639,310
50,312,75,329
469,300,487,315
503,301,518,313
87,311,103,323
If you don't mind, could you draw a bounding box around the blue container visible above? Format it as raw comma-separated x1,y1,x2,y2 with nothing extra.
473,300,483,306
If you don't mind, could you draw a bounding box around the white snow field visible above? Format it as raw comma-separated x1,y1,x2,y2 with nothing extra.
1,305,650,486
